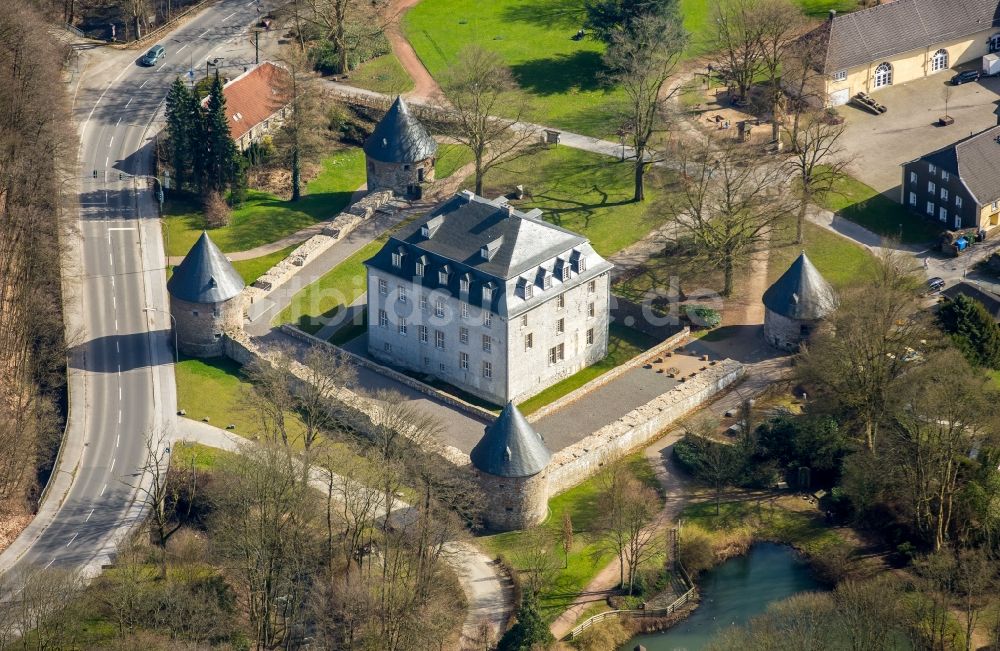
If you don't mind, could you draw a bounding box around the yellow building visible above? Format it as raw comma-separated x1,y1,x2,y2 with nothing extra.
805,0,1000,106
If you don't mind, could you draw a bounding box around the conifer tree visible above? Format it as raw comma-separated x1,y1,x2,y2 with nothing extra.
938,294,1000,369
202,73,241,195
164,78,193,191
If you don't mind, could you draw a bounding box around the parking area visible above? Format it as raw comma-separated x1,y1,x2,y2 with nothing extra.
837,69,1000,195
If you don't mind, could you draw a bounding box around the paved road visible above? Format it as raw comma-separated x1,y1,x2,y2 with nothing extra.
0,0,265,585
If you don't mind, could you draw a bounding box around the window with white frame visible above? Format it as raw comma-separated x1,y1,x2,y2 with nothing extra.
587,328,594,345
435,299,445,318
438,267,449,285
415,259,425,276
548,343,564,365
518,278,533,300
941,170,950,182
460,352,469,370
588,302,595,317
525,332,533,350
378,309,388,327
929,163,937,175
926,201,934,216
956,196,963,208
482,361,493,379
460,327,469,345
954,215,962,229
543,272,553,290
484,311,492,327
588,280,596,293
460,275,470,293
931,48,948,72
832,69,847,81
378,278,388,295
910,171,918,184
461,302,470,319
939,206,948,222
928,181,936,194
557,294,565,310
909,192,917,206
994,201,999,211
873,62,893,88
418,325,428,343
435,330,445,349
556,318,564,335
521,314,528,327
398,318,407,335
483,284,494,302
941,188,949,201
482,334,491,353
398,286,407,303
391,250,404,268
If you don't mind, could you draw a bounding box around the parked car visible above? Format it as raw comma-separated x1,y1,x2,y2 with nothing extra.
926,277,946,293
951,69,980,85
140,44,165,66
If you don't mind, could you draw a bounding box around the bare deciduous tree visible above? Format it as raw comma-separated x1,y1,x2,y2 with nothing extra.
438,45,539,195
711,0,767,104
272,50,327,202
596,463,661,594
756,0,805,143
303,0,390,74
784,110,847,243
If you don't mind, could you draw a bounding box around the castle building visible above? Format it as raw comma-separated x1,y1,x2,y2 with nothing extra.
364,191,613,406
762,252,837,352
469,401,551,531
363,96,437,199
167,231,245,358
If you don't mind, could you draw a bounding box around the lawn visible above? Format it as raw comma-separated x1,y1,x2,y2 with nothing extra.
163,148,366,257
518,323,658,415
171,441,232,471
404,0,623,137
344,53,414,95
276,237,385,333
768,220,877,289
231,245,298,285
470,145,672,256
434,143,474,180
478,452,662,623
814,168,942,245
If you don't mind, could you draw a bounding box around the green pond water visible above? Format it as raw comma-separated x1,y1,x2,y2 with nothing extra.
623,543,824,651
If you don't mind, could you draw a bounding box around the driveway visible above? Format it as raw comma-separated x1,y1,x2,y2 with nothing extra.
838,70,1000,195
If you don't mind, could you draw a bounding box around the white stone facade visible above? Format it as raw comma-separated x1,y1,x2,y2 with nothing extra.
366,268,611,405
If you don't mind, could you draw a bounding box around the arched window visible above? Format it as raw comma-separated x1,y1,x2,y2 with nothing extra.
991,33,1000,53
931,49,948,72
873,62,893,88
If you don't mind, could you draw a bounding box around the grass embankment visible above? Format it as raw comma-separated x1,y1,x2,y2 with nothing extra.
471,145,672,256
518,324,657,415
768,221,877,288
434,143,474,180
479,453,663,623
345,53,414,95
163,149,366,257
230,245,298,285
814,168,942,245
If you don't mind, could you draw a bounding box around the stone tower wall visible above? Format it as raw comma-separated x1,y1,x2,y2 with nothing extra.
366,156,435,197
763,309,817,352
476,470,549,532
171,294,244,358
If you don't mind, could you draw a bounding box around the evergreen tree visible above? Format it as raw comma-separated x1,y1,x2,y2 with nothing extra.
584,0,679,43
496,597,553,651
164,77,194,191
938,294,1000,369
201,73,241,195
185,87,207,192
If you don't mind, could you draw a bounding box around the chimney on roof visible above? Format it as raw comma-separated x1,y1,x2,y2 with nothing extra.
460,190,475,202
828,9,836,20
504,204,516,217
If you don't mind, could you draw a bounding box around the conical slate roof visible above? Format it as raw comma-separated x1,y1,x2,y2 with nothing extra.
167,231,245,304
762,252,836,321
363,96,437,164
470,402,551,478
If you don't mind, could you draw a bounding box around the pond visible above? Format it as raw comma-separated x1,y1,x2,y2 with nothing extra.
623,543,824,651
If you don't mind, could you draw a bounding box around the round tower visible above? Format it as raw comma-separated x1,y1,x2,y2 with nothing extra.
470,401,552,532
762,251,837,351
363,96,438,199
167,231,245,358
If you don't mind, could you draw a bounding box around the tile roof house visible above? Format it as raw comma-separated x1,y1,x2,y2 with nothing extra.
203,61,291,151
800,1,1000,106
902,125,1000,231
364,191,613,405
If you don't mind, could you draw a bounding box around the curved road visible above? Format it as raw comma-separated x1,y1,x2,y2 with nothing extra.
0,0,264,584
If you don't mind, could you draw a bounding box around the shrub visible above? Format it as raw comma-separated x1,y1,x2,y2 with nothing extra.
309,40,340,75
203,191,230,228
678,524,716,575
571,617,630,651
937,294,1000,369
685,305,722,328
496,596,554,651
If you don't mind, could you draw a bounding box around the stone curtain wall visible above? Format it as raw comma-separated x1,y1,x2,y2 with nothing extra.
610,295,686,341
546,359,745,496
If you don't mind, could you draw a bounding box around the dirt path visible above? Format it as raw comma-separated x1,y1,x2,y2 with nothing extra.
548,431,689,640
385,0,441,102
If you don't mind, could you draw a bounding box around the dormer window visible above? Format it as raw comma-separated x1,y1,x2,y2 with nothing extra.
570,249,586,273
460,273,471,293
421,215,444,239
543,271,553,290
555,258,571,281
482,282,495,303
480,236,503,261
415,255,427,276
517,277,533,300
438,265,450,286
391,246,405,269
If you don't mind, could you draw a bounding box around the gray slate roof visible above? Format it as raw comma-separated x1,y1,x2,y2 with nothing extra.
921,125,1000,205
363,96,438,164
808,0,1000,74
470,402,551,478
942,281,1000,320
762,252,837,321
167,231,245,304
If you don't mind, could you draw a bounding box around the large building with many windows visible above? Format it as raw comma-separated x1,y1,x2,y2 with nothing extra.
364,191,613,406
901,124,1000,232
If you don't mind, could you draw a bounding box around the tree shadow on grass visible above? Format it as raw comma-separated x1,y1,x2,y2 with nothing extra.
500,0,587,30
511,50,610,96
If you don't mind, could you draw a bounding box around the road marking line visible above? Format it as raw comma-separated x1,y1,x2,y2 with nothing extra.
100,483,107,496
200,29,209,37
116,434,120,447
157,62,167,71
108,136,114,148
44,559,55,569
116,340,120,353
108,227,137,231
114,318,118,331
223,11,236,21
109,252,113,265
125,97,132,108
119,386,122,400
66,533,78,547
177,43,189,52
118,409,122,424
140,79,149,88
86,508,95,522
112,294,116,309
105,156,109,168
109,457,115,472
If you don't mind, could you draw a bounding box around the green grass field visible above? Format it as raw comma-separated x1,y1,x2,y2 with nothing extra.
434,143,475,179
518,324,658,415
230,245,298,285
478,453,662,622
470,145,671,256
345,53,414,95
163,149,366,257
768,221,876,289
814,169,941,245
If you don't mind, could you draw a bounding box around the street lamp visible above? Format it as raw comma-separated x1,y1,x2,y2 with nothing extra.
142,307,178,365
206,56,224,79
